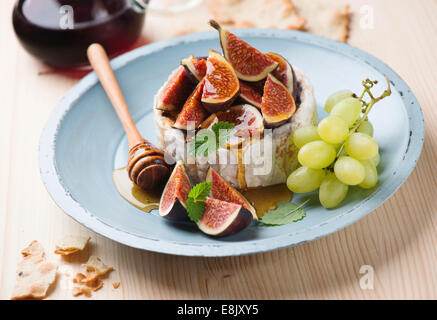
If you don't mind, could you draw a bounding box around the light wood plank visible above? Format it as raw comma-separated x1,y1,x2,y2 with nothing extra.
1,0,436,300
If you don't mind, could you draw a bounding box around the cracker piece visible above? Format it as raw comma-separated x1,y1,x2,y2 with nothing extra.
54,235,90,256
11,241,57,300
292,0,350,42
72,287,83,297
21,240,44,257
208,0,306,30
83,256,114,278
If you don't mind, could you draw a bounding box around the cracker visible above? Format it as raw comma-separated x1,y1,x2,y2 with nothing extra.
292,0,350,42
11,241,57,300
83,256,114,278
21,240,45,257
72,256,114,298
208,0,306,30
112,282,120,289
54,235,90,256
72,287,83,297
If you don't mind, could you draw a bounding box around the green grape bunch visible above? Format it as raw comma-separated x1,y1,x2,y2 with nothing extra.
288,77,391,209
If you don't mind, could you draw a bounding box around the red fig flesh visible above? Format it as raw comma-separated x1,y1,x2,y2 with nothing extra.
159,161,192,221
174,79,209,130
181,55,207,83
210,20,278,82
201,50,240,113
239,81,263,109
197,198,253,237
261,74,296,126
157,66,195,112
206,167,257,220
200,104,264,148
266,52,296,98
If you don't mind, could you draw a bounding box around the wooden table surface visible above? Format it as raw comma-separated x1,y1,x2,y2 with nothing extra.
1,0,437,300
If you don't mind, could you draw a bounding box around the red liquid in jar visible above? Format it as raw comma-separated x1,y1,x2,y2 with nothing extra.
13,0,146,68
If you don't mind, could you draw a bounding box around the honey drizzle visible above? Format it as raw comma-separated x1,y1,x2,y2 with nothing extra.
242,184,293,218
236,146,247,190
112,167,161,213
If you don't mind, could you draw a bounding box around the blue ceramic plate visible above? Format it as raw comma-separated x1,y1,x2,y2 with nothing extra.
39,30,424,257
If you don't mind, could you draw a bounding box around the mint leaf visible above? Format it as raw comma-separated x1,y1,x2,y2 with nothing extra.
188,182,211,202
186,182,211,223
189,122,235,156
189,130,217,157
186,198,205,223
260,200,309,226
212,121,235,148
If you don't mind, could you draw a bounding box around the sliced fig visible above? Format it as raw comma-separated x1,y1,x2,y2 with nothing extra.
197,198,253,237
201,50,240,113
210,20,278,82
261,74,296,127
157,66,195,112
159,161,192,221
200,104,264,148
206,167,257,220
266,52,296,99
174,79,209,130
181,55,207,83
239,81,263,108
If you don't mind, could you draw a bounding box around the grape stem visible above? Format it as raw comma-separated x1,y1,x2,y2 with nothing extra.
333,76,392,163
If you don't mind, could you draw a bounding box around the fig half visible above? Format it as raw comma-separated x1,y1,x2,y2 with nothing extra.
206,167,257,220
181,55,207,83
266,52,296,99
156,66,195,112
174,79,209,130
201,50,240,113
261,74,296,127
200,104,264,148
239,80,263,109
210,20,279,82
159,161,192,221
197,198,253,237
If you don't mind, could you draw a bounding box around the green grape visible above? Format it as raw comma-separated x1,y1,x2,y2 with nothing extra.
298,141,337,169
360,160,378,189
319,173,349,209
330,97,362,127
292,126,320,148
317,116,349,144
345,133,379,160
287,167,326,193
325,90,354,113
357,121,374,137
334,156,366,185
369,152,381,167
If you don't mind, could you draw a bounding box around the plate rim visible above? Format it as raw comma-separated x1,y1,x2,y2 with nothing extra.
39,29,425,257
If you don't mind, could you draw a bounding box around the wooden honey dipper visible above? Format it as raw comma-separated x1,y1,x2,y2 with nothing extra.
87,43,171,191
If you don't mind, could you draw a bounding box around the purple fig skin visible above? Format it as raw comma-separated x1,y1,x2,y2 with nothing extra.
201,94,239,114
197,198,253,237
217,206,253,237
158,161,191,221
159,198,190,221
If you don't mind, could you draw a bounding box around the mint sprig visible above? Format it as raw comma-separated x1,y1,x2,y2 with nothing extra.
189,121,235,157
186,182,211,223
260,200,309,226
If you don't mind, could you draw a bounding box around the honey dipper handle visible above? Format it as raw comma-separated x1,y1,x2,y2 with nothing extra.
87,43,143,148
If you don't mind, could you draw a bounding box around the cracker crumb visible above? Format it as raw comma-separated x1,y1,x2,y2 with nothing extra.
112,282,120,289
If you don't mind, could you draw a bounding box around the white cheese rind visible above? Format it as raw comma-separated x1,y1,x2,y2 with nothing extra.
154,68,317,188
